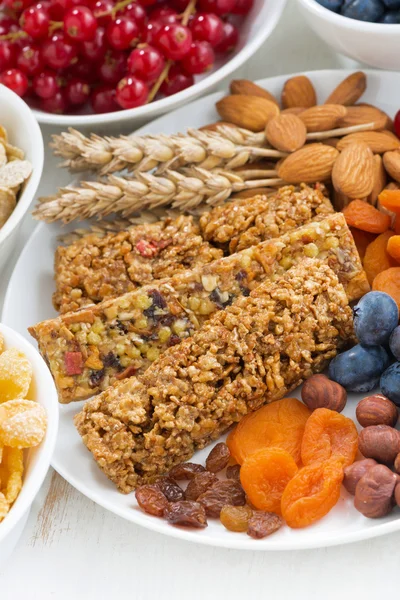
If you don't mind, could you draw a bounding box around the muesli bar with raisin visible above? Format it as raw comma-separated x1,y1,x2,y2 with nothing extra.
29,213,368,404
53,215,223,314
75,259,354,492
199,184,334,252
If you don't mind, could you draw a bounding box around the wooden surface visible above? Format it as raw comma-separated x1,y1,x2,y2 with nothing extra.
1,2,398,598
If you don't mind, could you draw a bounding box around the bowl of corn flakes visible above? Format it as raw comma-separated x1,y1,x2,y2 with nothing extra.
0,323,58,563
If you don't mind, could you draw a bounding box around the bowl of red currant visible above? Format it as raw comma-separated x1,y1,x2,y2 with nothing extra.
0,0,287,126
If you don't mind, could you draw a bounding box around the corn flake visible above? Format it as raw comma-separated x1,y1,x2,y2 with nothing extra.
0,348,32,403
0,399,47,448
0,492,9,522
0,447,23,504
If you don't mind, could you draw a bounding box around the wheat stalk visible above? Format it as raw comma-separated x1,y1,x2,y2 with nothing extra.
34,166,284,223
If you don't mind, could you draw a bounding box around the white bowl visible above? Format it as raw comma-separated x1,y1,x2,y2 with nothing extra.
0,324,58,563
30,0,287,128
296,0,400,70
0,85,44,274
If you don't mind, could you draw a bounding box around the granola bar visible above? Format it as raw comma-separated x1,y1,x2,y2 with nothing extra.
29,213,368,404
199,184,334,252
75,259,354,492
53,215,223,313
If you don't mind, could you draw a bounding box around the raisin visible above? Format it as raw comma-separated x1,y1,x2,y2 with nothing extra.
168,334,181,347
226,464,241,481
220,504,253,532
89,368,105,387
198,480,246,517
205,442,230,473
247,511,283,539
135,484,168,517
164,501,207,528
169,462,206,480
235,270,250,295
144,289,167,318
185,472,217,501
209,287,233,308
116,320,128,334
102,352,122,369
155,477,185,502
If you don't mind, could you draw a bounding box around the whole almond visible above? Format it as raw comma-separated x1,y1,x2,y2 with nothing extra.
230,80,279,106
367,154,386,206
325,71,367,106
281,75,317,109
332,141,374,198
277,143,339,183
337,103,392,130
299,104,347,132
383,151,400,183
265,113,307,152
323,137,340,148
337,131,400,154
216,95,280,132
281,107,307,116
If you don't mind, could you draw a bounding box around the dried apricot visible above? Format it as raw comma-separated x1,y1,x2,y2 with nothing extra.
227,398,311,466
349,227,376,261
378,189,400,214
0,348,32,403
281,458,344,528
373,267,400,309
301,408,358,467
343,199,391,233
363,231,396,285
240,448,298,515
387,235,400,263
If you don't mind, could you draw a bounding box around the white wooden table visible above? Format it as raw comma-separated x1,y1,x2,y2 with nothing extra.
1,2,398,597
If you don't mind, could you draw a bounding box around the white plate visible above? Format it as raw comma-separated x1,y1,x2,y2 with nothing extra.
3,69,400,550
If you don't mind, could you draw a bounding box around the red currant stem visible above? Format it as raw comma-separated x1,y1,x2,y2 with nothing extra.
0,30,27,41
96,0,136,18
147,0,197,103
49,21,63,33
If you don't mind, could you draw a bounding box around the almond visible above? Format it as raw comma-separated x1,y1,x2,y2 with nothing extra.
367,154,386,206
383,151,400,183
299,104,347,132
230,80,279,106
231,187,274,199
265,113,307,152
337,104,392,130
216,95,280,132
337,131,400,154
332,141,374,199
323,137,339,148
281,75,317,109
277,143,339,183
325,71,367,106
333,188,352,211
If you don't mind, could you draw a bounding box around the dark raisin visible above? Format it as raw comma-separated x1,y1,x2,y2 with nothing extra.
144,289,167,318
164,501,207,528
205,442,230,473
247,511,283,539
226,464,241,482
116,320,128,334
235,269,247,282
169,462,206,480
89,368,105,387
102,352,122,369
198,480,246,517
158,313,174,327
155,477,185,502
241,287,250,297
135,484,169,517
185,472,217,501
209,287,233,308
168,334,181,347
235,270,250,295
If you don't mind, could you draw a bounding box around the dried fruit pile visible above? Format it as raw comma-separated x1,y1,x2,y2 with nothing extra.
0,0,250,114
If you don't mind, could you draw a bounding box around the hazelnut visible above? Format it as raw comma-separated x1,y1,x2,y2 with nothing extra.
358,425,400,464
356,395,398,428
301,374,347,412
343,459,377,495
354,465,397,518
395,483,400,507
394,452,400,474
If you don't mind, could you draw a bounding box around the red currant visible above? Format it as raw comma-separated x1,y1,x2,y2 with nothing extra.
198,0,236,14
122,3,147,30
97,49,127,84
17,43,44,76
90,84,119,113
81,27,107,61
40,89,69,113
0,16,19,36
181,40,214,74
155,23,192,61
127,45,165,83
20,3,49,38
189,13,224,47
65,77,90,105
231,0,254,14
48,0,81,20
91,0,113,26
115,75,148,109
64,6,97,42
106,16,139,50
67,59,98,83
170,0,190,10
142,19,162,45
137,0,157,6
32,69,60,98
0,42,16,73
0,68,29,97
41,32,78,69
160,64,193,96
4,0,34,13
214,21,238,53
149,6,178,24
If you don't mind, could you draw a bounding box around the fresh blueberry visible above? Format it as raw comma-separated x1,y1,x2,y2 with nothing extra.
381,362,400,405
379,9,400,21
382,0,400,8
341,0,385,21
389,326,400,360
353,291,399,346
329,344,390,392
315,0,344,11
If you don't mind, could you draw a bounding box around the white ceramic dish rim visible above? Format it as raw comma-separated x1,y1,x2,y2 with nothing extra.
0,85,44,248
298,0,400,30
0,324,59,544
31,0,287,127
